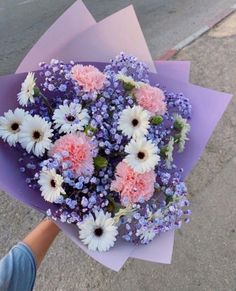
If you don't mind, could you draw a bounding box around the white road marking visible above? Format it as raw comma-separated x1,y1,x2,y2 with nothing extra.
174,26,210,51
17,0,36,6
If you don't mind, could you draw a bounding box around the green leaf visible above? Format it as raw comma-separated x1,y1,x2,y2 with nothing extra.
94,156,108,169
84,124,97,135
107,196,122,213
33,86,40,97
123,82,136,91
165,195,173,205
151,115,163,125
173,120,183,131
174,133,181,143
160,146,168,158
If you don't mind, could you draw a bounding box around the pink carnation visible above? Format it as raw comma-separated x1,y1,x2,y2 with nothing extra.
134,84,167,115
111,161,156,205
49,133,97,177
71,64,106,92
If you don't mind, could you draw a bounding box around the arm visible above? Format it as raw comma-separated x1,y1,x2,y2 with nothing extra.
0,219,60,291
23,219,60,267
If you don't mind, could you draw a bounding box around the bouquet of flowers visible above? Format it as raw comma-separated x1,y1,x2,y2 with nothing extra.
0,53,192,252
0,1,232,270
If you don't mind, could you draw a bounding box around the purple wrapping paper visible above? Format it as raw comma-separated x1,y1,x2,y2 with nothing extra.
130,74,232,262
155,61,191,83
0,65,232,270
16,0,96,73
55,5,156,72
0,1,232,271
16,2,155,73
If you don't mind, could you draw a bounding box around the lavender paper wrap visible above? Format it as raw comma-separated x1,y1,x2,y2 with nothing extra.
16,3,155,73
0,1,232,271
0,65,232,270
16,0,96,73
14,2,178,269
0,63,187,270
130,74,232,262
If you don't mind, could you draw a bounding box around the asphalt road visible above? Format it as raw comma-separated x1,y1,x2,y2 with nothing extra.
0,1,236,290
0,0,236,74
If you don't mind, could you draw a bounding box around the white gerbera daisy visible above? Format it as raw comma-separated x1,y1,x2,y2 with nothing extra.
78,210,118,252
19,115,53,157
17,72,36,106
52,102,89,134
38,169,65,203
118,106,150,139
0,108,28,146
125,138,160,173
173,114,191,152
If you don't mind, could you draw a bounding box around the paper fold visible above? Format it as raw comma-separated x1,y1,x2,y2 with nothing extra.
16,0,96,73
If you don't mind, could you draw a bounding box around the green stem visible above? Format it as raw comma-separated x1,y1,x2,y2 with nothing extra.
40,93,53,115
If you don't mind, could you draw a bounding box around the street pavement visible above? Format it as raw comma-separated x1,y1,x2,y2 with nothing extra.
0,2,236,290
0,0,236,75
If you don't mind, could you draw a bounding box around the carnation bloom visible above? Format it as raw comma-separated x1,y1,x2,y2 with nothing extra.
111,161,156,205
134,84,167,115
71,64,106,92
49,133,97,177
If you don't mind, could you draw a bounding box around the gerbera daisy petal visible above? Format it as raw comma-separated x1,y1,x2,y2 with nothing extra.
118,105,150,139
19,115,53,157
124,138,160,173
0,108,28,146
78,210,118,252
53,102,90,134
38,169,65,203
17,72,36,106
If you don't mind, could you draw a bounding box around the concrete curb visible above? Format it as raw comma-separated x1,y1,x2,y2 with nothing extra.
158,3,236,60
